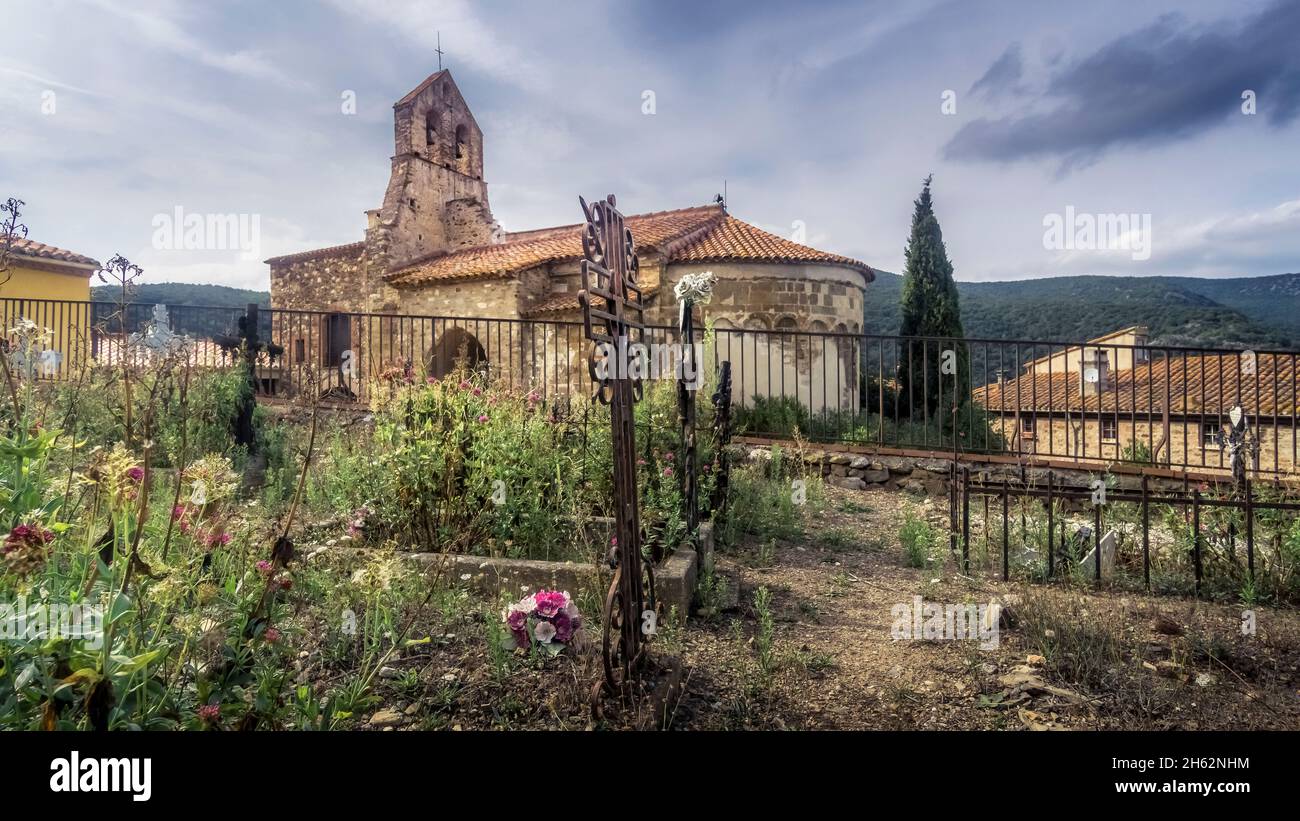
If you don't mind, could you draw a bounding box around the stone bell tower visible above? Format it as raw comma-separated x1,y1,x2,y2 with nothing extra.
364,69,502,290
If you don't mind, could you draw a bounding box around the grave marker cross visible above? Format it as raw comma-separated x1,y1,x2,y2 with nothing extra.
577,194,653,697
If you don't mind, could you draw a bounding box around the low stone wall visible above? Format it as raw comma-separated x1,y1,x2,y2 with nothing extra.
741,444,1232,500
311,521,713,618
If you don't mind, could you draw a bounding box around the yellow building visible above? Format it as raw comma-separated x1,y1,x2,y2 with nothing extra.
0,238,100,376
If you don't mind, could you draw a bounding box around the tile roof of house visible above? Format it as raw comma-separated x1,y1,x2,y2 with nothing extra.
973,352,1299,417
522,292,585,317
5,237,99,268
264,241,365,266
385,204,874,287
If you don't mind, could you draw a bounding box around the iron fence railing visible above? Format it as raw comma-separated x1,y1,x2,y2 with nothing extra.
955,468,1300,600
5,298,1297,476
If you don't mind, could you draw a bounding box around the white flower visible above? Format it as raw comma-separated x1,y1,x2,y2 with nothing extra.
534,621,557,644
673,271,716,305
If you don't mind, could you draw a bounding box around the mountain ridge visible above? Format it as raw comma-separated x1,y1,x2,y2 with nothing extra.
864,271,1298,351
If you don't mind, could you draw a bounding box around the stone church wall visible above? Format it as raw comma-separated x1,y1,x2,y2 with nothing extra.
269,248,368,313
660,261,868,413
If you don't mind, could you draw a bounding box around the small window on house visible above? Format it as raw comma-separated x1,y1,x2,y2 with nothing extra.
1203,422,1220,448
1101,415,1118,441
1134,336,1149,363
294,339,305,364
1020,416,1035,436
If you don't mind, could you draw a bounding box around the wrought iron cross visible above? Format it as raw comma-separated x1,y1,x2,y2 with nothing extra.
577,194,654,697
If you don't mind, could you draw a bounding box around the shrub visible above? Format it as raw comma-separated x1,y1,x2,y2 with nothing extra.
369,371,596,561
899,514,936,568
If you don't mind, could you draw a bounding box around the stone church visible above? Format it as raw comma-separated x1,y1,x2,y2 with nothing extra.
266,69,874,406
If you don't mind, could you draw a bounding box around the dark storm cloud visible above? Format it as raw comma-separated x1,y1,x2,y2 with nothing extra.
968,43,1023,99
944,0,1300,167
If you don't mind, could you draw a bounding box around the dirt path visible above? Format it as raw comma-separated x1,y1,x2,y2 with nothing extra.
673,486,1300,730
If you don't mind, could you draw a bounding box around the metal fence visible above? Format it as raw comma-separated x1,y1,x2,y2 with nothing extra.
954,468,1300,600
5,297,1298,476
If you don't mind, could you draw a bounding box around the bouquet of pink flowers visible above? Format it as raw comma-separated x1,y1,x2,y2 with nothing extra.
502,589,583,656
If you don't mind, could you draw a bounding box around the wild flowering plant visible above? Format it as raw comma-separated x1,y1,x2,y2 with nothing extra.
501,589,583,656
2,523,56,578
346,504,374,539
172,454,239,550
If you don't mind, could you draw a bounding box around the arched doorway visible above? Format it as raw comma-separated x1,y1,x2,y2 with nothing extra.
427,326,488,381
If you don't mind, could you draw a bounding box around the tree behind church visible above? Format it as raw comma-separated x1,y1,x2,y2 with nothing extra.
896,176,968,422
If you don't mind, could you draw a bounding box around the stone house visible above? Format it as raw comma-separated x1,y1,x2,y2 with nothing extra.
973,326,1299,474
266,69,874,406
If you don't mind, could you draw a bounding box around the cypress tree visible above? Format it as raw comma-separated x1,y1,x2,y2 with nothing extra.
897,175,968,420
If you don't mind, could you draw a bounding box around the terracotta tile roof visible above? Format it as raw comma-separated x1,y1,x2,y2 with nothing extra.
522,292,583,317
386,204,873,286
387,205,724,286
669,215,874,279
92,336,235,369
4,237,99,268
265,241,365,266
974,353,1300,418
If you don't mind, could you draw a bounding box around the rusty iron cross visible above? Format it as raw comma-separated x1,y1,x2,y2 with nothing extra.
576,194,654,697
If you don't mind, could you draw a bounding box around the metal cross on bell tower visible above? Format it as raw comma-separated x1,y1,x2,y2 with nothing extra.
576,194,656,701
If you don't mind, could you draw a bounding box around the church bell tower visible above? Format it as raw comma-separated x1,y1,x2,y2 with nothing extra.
364,69,501,287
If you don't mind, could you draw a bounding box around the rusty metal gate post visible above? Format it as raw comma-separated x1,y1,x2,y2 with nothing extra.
576,194,654,702
710,361,733,520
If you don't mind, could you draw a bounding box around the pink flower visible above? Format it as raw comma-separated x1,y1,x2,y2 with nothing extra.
4,524,55,548
477,414,489,423
264,627,281,643
610,536,618,546
506,609,528,632
279,577,292,590
533,589,569,618
256,560,274,577
125,466,144,484
198,704,221,722
172,505,186,521
2,524,55,577
458,380,471,390
664,452,674,462
663,466,674,477
472,387,483,397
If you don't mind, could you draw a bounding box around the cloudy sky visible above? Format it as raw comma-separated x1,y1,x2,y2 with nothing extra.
1,0,1298,289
